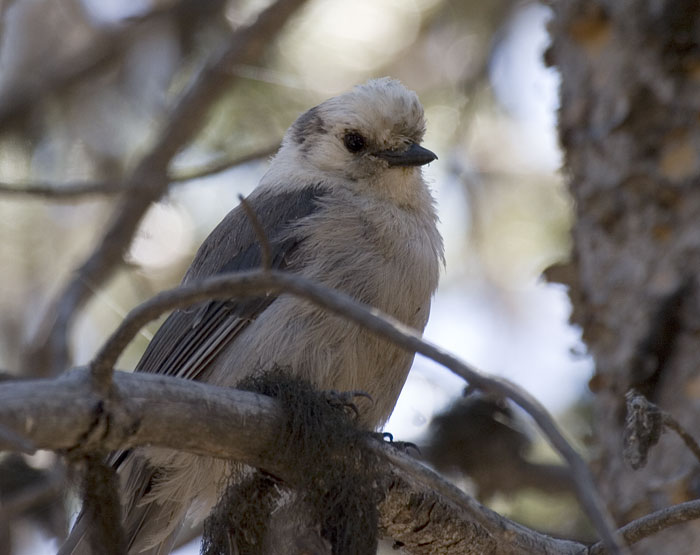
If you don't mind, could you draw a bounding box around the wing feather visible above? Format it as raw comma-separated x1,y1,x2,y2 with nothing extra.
135,185,327,383
59,187,332,555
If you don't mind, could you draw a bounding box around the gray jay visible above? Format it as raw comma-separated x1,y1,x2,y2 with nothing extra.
61,77,443,554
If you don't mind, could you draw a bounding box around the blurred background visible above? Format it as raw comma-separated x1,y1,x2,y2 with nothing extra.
0,0,595,552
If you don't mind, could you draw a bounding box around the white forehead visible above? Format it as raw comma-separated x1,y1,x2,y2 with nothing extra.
317,77,425,142
267,78,429,187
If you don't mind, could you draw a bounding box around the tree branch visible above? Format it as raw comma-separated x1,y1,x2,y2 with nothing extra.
0,423,35,453
0,0,223,128
0,143,279,201
661,413,700,466
378,447,585,555
23,0,308,378
588,500,700,555
0,369,584,555
169,143,279,183
86,269,621,552
4,367,698,553
0,181,123,199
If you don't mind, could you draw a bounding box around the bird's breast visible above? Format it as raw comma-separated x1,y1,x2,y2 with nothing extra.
214,191,441,427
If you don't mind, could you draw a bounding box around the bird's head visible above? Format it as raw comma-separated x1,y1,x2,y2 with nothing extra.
277,78,436,186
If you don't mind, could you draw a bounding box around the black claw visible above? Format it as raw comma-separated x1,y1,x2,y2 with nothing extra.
345,402,361,419
368,431,394,443
325,390,372,419
463,384,478,397
369,432,420,455
350,390,374,404
398,441,421,456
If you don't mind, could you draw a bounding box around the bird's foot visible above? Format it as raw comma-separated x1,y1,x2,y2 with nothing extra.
369,432,421,455
324,390,373,419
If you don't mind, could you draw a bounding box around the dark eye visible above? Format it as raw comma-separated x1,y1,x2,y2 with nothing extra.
343,132,366,153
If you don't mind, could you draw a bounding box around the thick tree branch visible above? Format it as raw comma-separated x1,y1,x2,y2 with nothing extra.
24,0,308,378
0,369,583,555
0,423,35,453
2,368,698,553
87,269,621,551
380,457,583,554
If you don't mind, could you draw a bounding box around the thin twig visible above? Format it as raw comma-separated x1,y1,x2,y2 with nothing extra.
24,0,309,380
588,499,700,554
238,194,272,270
169,143,279,182
0,144,279,201
0,181,123,199
661,413,700,466
87,269,623,553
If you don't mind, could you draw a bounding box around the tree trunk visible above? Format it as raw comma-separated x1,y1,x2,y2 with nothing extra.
548,1,700,553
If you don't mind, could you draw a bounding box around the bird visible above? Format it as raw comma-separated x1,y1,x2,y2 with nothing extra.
60,77,443,554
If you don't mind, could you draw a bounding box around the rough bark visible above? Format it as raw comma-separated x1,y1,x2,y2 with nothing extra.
548,1,700,552
0,369,585,555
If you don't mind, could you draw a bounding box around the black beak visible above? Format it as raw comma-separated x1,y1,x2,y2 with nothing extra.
374,143,438,167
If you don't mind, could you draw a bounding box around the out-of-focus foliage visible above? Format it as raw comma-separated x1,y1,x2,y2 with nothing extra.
0,0,587,552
